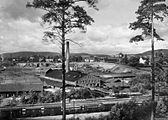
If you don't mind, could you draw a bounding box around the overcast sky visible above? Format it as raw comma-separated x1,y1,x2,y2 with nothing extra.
0,0,168,55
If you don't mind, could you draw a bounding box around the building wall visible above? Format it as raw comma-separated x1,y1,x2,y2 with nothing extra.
77,74,101,87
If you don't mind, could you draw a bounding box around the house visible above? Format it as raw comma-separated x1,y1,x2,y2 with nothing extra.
139,57,149,65
139,57,146,64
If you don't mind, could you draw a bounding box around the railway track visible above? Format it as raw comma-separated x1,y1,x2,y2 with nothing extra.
0,97,131,119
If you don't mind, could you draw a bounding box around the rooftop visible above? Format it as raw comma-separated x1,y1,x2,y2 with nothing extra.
100,73,136,79
46,69,86,82
0,83,43,92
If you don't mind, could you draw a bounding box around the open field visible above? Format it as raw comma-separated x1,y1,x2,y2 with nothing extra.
0,66,42,84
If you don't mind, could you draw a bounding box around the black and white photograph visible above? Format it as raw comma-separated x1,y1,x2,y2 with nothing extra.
0,0,168,120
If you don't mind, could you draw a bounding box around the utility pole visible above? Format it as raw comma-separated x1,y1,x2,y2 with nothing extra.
61,3,66,120
151,0,155,120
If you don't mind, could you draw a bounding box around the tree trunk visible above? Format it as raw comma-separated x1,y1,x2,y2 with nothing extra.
61,5,66,120
151,1,155,120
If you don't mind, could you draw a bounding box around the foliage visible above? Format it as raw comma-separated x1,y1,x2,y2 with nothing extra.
110,100,153,120
68,100,155,120
129,74,151,93
127,56,140,67
1,61,16,67
70,56,83,62
67,88,101,99
162,97,168,112
120,54,128,65
20,88,105,104
21,90,62,104
156,97,168,116
129,0,168,42
40,90,62,103
21,91,40,104
26,0,98,43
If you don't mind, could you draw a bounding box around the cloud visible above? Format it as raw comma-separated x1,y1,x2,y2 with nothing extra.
0,0,167,55
68,24,139,54
0,0,61,53
69,22,168,55
86,26,108,42
0,0,43,22
0,18,61,53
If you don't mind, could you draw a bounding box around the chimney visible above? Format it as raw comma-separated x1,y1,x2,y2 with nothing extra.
66,41,70,73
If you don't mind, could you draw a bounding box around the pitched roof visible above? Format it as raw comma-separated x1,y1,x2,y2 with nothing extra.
0,83,43,92
46,69,86,82
100,73,136,79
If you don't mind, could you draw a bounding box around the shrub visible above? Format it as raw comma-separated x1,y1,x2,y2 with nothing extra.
110,100,152,120
156,98,167,116
68,100,156,120
156,97,168,115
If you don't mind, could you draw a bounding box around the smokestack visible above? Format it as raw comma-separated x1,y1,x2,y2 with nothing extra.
66,41,70,73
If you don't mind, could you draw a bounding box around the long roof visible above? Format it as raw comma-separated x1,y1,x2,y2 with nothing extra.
0,83,43,92
39,69,87,87
40,75,77,87
46,69,86,82
100,73,136,79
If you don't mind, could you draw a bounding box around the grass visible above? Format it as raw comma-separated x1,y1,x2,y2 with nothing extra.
0,66,41,84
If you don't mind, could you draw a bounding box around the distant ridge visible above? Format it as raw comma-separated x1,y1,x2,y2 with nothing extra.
3,49,167,59
1,51,111,58
1,51,60,58
136,49,168,56
71,53,111,58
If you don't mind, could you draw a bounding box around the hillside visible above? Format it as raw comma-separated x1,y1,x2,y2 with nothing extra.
2,49,167,59
72,53,111,58
136,49,168,56
1,51,111,58
1,51,60,58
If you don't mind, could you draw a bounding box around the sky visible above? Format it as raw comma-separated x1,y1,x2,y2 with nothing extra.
0,0,168,55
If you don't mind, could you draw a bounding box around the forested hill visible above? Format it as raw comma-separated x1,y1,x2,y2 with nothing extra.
1,51,111,58
135,49,168,56
1,51,60,58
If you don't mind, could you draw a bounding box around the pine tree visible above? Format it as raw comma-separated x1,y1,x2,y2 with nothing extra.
26,0,98,119
129,0,168,42
129,0,168,120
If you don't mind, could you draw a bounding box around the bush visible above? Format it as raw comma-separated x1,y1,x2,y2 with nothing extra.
110,100,152,120
67,88,100,99
129,74,151,94
21,90,62,104
156,98,167,116
68,100,157,120
156,97,168,115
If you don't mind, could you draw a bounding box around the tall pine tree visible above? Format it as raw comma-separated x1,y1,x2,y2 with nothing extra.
26,0,98,120
129,0,168,42
129,0,168,120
